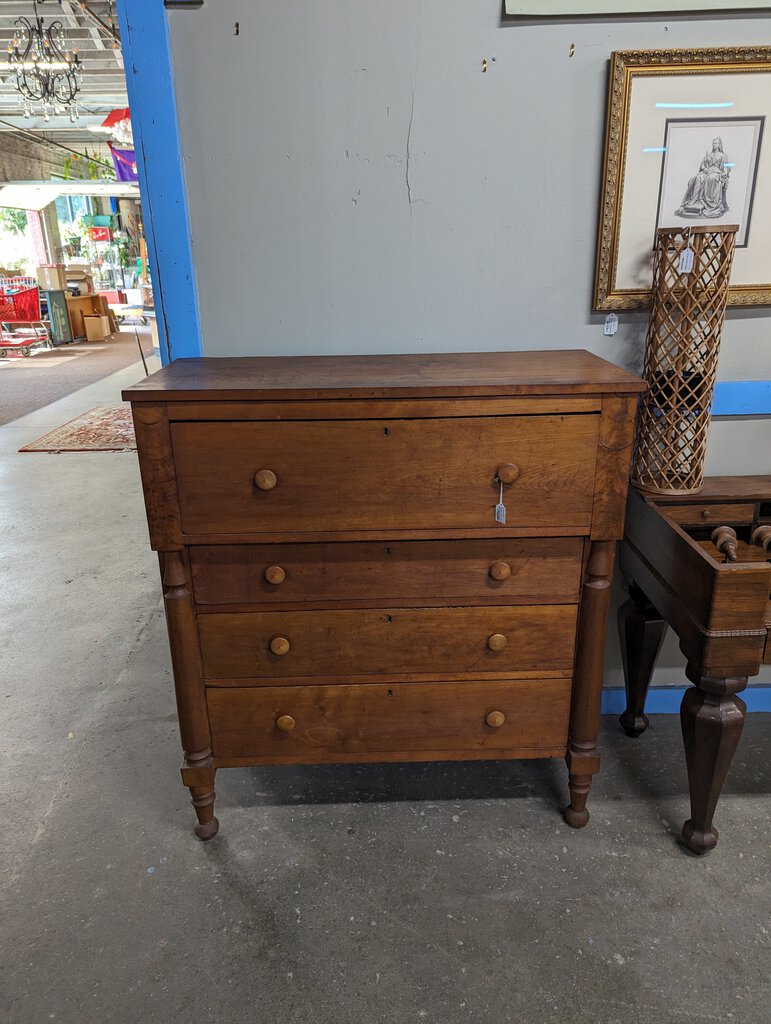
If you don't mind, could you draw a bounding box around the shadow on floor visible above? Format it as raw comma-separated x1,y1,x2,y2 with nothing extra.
215,715,771,811
219,755,568,809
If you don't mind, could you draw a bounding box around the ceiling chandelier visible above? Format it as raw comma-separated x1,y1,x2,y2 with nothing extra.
6,0,84,122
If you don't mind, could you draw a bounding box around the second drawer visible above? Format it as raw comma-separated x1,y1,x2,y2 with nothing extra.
199,604,578,681
190,538,584,606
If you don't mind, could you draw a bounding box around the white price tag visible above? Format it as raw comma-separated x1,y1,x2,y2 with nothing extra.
494,479,506,524
678,247,695,274
604,313,618,337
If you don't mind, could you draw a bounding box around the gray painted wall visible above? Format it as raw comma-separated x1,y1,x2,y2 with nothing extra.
168,2,771,684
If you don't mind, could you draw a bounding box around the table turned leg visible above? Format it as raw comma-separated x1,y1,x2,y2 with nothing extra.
565,541,615,829
618,583,667,738
680,665,747,855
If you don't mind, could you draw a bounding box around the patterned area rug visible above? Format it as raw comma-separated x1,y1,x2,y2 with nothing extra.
19,405,137,453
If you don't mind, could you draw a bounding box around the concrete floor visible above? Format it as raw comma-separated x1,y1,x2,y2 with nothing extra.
1,361,769,1024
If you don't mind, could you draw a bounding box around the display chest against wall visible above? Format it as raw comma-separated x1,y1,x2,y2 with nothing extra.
124,351,644,838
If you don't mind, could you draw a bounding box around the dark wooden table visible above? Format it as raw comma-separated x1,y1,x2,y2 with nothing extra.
618,477,771,853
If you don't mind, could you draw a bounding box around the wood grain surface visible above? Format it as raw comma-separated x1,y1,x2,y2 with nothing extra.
190,538,584,606
122,350,646,402
206,677,572,762
171,415,600,535
198,604,578,681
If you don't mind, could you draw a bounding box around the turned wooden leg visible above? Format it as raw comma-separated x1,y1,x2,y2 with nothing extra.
162,550,220,840
191,784,219,841
679,665,747,855
618,583,667,738
182,750,219,841
565,541,616,829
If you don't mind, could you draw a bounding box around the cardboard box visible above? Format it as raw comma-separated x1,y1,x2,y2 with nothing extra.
37,264,67,291
83,314,111,342
65,265,95,294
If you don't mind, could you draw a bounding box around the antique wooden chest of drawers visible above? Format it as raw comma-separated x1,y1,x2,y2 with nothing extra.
123,351,644,838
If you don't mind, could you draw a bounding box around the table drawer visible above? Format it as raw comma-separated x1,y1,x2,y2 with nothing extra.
171,415,600,535
198,605,577,681
664,503,756,526
207,678,572,763
190,538,584,606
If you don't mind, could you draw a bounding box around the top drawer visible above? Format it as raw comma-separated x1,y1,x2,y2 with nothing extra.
171,415,600,536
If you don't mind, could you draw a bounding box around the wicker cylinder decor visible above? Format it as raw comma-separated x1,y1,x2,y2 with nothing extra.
631,224,738,495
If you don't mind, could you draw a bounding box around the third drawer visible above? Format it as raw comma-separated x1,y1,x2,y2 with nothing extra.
191,538,584,606
199,604,578,682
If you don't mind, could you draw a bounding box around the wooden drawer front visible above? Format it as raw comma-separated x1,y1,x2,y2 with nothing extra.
199,605,577,681
190,538,584,606
171,415,599,535
664,503,756,526
207,678,571,762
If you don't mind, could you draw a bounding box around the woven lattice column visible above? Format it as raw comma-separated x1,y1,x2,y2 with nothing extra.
631,225,738,495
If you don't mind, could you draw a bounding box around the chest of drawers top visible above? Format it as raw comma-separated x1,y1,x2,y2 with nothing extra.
123,349,643,403
123,350,644,550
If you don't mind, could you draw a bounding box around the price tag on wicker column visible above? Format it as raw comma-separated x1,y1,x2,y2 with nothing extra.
678,247,695,274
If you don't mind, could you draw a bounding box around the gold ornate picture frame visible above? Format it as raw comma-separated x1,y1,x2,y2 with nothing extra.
507,2,771,12
594,47,771,310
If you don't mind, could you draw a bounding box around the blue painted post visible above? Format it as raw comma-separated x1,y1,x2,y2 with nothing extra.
601,685,771,715
116,0,202,363
713,381,771,417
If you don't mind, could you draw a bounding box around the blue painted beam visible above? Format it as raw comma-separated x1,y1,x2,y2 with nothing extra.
713,380,771,416
116,0,202,364
601,685,771,715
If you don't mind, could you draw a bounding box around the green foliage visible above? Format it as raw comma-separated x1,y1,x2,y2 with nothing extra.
0,208,28,236
62,149,115,183
115,236,131,268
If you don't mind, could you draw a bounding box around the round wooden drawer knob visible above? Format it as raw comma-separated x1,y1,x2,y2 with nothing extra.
701,509,712,521
489,560,512,581
254,469,277,491
276,714,296,732
264,565,286,585
496,463,520,485
487,633,507,652
486,710,506,728
269,635,291,656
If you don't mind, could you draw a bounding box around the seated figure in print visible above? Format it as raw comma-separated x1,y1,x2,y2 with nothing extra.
675,137,731,219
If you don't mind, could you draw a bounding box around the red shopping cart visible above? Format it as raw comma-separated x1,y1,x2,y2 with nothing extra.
0,279,50,357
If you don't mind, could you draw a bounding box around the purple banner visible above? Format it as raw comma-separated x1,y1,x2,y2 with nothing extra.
110,145,139,182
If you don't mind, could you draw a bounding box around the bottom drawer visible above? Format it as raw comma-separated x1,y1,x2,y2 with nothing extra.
207,678,571,765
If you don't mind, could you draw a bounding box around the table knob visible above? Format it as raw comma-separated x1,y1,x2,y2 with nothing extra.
264,565,286,585
487,633,507,652
751,524,771,551
701,509,712,521
486,710,506,728
489,560,512,581
496,463,520,485
711,525,738,562
254,469,277,491
269,635,291,656
276,714,296,732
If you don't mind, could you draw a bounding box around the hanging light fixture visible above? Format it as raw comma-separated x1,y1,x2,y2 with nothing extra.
6,1,84,122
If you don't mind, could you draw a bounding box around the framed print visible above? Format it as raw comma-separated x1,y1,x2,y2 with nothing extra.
656,117,764,246
594,47,771,309
506,3,771,13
